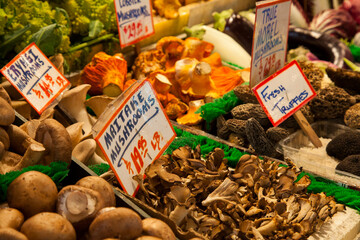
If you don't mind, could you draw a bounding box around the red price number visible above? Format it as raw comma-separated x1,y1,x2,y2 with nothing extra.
151,131,163,151
123,21,143,41
130,136,148,173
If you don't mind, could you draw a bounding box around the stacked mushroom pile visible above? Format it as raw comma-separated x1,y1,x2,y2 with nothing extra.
135,146,344,239
0,171,177,240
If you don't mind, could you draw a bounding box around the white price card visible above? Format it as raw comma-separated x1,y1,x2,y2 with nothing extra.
250,0,291,88
1,43,70,114
252,60,316,126
114,0,155,48
94,80,176,196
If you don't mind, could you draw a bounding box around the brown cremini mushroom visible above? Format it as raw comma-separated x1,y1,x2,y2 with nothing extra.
57,185,106,231
0,227,28,240
7,171,58,218
88,207,142,240
136,237,162,240
0,208,24,230
75,176,116,208
35,118,72,165
21,212,76,240
142,218,176,240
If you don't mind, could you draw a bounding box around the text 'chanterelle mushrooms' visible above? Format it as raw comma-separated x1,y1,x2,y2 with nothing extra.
134,146,345,240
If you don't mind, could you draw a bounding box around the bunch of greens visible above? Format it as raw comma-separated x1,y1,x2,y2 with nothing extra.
0,0,70,64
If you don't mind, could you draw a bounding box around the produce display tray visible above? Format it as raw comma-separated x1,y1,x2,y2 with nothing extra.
277,121,360,189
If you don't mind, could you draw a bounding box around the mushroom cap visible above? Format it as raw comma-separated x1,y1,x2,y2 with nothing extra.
72,139,97,164
57,185,106,231
35,118,72,165
0,227,28,240
136,237,162,240
336,154,360,176
7,171,58,218
0,126,10,150
326,131,360,160
75,176,116,208
0,97,15,126
21,212,76,240
142,218,176,240
0,208,24,230
88,207,142,240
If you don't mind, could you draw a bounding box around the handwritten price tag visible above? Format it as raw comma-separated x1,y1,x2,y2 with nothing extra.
252,60,316,126
94,80,175,196
114,0,155,48
1,43,70,114
250,0,291,88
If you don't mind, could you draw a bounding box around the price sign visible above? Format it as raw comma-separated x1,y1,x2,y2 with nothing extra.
250,0,291,88
1,43,70,114
252,60,316,126
114,0,155,48
94,80,176,196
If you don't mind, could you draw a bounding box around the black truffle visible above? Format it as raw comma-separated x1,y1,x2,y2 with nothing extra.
326,131,360,160
336,155,360,176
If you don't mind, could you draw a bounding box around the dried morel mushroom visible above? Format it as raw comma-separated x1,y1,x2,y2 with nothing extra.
298,61,324,91
135,146,344,240
309,86,356,119
344,103,360,128
336,155,360,176
326,131,360,160
245,118,278,158
266,127,291,144
231,103,270,128
326,67,360,94
233,85,258,104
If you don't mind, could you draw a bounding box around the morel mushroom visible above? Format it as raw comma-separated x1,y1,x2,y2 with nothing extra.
326,131,360,160
309,86,356,119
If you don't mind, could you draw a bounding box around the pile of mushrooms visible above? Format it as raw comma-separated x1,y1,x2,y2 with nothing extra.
134,146,345,239
1,171,177,240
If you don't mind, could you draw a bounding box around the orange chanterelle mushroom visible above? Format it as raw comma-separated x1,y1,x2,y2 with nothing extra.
81,52,127,97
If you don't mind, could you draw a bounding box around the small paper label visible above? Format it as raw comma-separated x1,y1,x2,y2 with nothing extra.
95,80,175,196
114,0,155,48
1,43,70,114
250,0,291,88
252,60,316,126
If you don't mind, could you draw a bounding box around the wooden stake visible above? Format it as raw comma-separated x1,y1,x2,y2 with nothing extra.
293,110,322,148
135,43,141,56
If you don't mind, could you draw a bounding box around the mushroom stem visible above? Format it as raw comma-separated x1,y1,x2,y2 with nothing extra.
169,205,191,226
58,84,94,135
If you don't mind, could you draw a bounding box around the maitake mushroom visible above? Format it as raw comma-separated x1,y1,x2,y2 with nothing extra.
135,146,344,239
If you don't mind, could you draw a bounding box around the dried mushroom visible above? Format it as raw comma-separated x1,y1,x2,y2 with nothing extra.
344,103,360,128
298,61,324,91
231,103,270,128
309,86,356,119
233,85,258,104
326,67,360,94
135,146,344,239
245,118,278,158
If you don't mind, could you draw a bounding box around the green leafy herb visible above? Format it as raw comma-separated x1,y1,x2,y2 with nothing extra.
89,20,104,38
29,23,62,56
